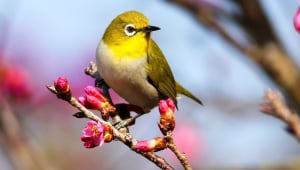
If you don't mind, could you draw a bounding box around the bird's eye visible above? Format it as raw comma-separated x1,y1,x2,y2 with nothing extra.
124,24,136,36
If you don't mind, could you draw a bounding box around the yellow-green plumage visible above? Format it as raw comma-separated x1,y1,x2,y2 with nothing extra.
96,10,202,113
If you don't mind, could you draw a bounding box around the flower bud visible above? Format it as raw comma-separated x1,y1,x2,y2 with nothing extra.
84,86,107,102
86,95,104,109
79,85,115,120
54,76,71,99
159,98,175,115
158,98,176,135
135,137,167,152
103,124,114,143
54,76,70,93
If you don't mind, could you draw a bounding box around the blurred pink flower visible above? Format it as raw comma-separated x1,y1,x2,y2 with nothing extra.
1,65,31,100
294,7,300,33
172,123,205,162
81,120,105,148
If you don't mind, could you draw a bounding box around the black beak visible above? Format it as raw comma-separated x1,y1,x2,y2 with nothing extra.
140,25,160,33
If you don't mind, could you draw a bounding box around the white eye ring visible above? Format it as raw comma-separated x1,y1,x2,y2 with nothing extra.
124,24,137,37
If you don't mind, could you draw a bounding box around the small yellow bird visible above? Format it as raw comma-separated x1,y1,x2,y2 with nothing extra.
96,10,202,113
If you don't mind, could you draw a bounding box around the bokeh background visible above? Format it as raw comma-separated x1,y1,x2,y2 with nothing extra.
1,0,300,169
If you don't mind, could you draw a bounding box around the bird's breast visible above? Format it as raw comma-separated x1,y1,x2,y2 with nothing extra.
96,41,159,112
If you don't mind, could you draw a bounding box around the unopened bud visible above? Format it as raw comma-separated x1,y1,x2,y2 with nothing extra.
103,124,114,142
54,76,71,100
79,85,115,120
135,137,166,152
158,98,176,135
84,86,107,102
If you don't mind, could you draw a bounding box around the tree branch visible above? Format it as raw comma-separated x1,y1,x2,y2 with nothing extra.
260,89,300,142
167,0,300,112
46,85,174,170
166,132,191,170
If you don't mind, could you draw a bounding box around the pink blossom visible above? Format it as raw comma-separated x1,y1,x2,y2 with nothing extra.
54,76,70,93
84,86,107,102
135,140,152,152
78,95,103,110
172,122,205,162
158,98,176,134
81,121,105,148
294,7,300,33
78,96,87,106
78,86,109,110
159,98,175,115
1,66,31,99
135,137,166,152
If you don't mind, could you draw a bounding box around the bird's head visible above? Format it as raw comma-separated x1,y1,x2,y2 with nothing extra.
102,11,160,59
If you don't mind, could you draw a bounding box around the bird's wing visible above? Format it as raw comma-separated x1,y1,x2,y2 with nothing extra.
146,39,178,106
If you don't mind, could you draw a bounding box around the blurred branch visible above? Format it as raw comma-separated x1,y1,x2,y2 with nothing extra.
231,0,278,45
0,100,53,170
260,90,300,142
167,0,300,112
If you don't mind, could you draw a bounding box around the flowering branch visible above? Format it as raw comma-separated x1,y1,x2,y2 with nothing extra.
48,63,198,169
47,53,200,169
260,89,300,142
46,84,173,170
159,99,192,170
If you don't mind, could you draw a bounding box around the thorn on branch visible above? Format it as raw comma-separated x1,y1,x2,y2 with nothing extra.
73,112,87,118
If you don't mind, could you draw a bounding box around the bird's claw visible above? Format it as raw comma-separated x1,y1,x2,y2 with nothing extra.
114,113,145,130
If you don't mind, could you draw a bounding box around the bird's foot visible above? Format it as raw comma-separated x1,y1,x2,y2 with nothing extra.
114,113,145,130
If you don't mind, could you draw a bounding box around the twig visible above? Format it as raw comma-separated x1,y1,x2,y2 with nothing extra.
46,85,174,170
84,61,98,78
260,89,300,142
166,132,192,170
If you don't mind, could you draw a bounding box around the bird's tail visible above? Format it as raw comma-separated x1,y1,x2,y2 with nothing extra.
176,83,203,105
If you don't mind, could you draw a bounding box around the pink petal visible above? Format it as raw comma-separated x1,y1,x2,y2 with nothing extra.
84,86,107,102
135,140,152,152
85,95,102,109
294,7,300,33
159,100,169,115
166,98,175,112
81,121,105,148
54,76,69,92
78,96,86,105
